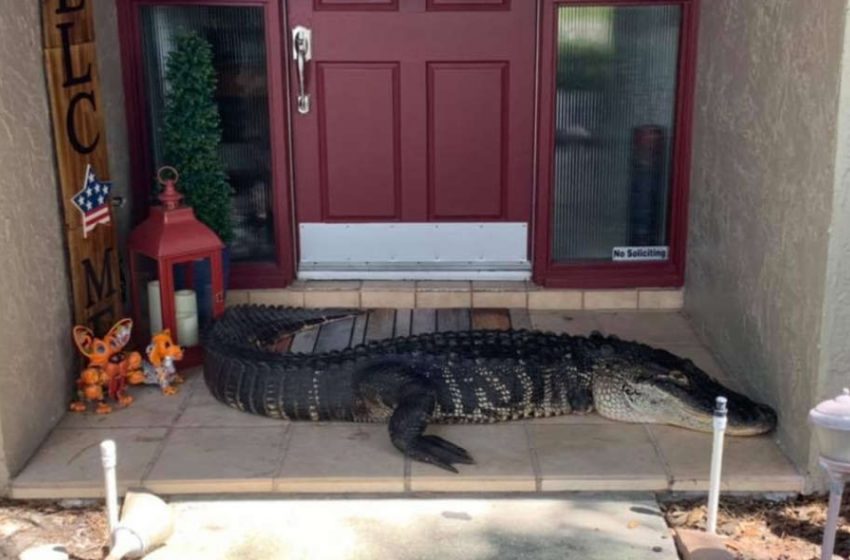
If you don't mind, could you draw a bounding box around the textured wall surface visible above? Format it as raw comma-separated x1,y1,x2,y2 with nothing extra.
815,4,850,476
0,3,74,491
93,0,133,243
686,0,846,471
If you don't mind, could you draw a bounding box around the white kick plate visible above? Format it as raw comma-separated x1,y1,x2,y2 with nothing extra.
298,222,530,280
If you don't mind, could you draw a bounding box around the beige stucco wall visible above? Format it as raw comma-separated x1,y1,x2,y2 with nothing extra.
0,3,75,492
686,0,847,474
815,3,850,478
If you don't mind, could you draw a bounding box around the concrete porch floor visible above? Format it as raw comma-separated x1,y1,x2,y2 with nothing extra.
143,496,679,560
11,310,802,499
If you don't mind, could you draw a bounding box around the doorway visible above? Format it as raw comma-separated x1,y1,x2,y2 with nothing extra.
287,0,537,280
119,0,696,290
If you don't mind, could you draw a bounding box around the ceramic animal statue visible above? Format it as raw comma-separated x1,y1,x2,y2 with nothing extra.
71,319,143,414
128,329,185,395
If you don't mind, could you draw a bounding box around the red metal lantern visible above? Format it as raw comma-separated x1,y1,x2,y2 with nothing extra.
127,167,225,368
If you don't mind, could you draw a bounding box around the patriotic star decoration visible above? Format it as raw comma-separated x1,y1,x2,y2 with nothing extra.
71,164,112,238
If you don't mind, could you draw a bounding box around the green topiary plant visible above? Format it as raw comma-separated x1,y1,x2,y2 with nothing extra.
162,32,233,243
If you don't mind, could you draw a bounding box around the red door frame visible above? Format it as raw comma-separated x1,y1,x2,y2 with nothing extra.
118,0,698,290
116,0,295,290
532,0,699,288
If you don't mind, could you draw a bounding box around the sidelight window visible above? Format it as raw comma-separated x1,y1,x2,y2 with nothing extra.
139,5,275,263
535,0,697,288
552,5,681,262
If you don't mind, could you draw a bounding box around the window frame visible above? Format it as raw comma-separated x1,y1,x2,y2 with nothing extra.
117,0,295,289
532,0,699,288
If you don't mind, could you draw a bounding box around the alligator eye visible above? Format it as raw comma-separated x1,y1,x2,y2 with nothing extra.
622,383,640,397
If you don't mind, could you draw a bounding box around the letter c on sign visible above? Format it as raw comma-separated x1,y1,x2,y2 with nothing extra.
66,91,100,154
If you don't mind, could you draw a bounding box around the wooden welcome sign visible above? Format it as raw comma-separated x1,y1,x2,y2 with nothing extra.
42,0,123,336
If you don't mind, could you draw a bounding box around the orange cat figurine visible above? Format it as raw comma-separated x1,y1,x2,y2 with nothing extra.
70,319,143,414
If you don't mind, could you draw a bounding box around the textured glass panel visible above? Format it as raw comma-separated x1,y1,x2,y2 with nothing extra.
552,5,681,262
140,6,275,262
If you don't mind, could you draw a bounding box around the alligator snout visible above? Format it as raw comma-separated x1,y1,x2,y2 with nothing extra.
725,401,777,436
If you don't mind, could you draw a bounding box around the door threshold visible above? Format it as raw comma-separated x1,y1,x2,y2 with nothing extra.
298,255,532,281
297,270,532,281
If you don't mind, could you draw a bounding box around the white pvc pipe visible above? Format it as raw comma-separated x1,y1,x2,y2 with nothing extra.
822,475,845,560
706,396,727,535
105,527,145,560
100,440,120,534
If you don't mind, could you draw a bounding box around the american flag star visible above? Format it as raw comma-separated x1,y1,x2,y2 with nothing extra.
71,164,112,238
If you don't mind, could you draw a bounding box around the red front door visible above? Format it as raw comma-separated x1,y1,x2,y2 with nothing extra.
289,0,535,229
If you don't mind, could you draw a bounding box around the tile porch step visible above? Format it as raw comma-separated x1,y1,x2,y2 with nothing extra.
10,412,803,499
229,281,684,311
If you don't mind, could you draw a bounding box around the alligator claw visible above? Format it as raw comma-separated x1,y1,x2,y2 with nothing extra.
421,435,475,465
406,436,476,472
406,446,460,473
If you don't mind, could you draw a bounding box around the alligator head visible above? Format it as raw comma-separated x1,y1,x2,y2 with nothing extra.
590,345,777,436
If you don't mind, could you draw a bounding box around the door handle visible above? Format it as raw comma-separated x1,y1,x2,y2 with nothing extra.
292,26,312,115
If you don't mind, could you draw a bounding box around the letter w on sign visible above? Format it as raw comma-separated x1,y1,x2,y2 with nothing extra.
43,0,123,336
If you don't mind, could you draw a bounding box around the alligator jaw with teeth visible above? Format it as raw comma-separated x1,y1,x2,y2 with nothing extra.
204,306,777,472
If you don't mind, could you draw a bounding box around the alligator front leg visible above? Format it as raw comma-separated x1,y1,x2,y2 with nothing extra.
388,381,475,473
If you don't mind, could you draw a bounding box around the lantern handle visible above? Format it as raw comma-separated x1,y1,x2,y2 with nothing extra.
156,166,183,211
157,166,180,186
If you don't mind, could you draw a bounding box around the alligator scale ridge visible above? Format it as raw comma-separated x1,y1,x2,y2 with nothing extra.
204,306,777,472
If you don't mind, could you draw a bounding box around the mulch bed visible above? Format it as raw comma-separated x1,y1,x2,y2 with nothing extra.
0,499,107,560
661,494,850,560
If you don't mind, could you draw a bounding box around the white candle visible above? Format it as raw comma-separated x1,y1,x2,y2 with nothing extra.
176,313,199,346
174,289,199,346
147,281,163,336
174,289,198,316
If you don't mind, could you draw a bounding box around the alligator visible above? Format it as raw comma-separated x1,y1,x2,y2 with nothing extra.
203,306,777,472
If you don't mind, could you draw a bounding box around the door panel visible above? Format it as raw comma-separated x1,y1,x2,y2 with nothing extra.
318,63,401,219
426,0,511,10
289,0,535,224
315,0,399,10
428,62,507,219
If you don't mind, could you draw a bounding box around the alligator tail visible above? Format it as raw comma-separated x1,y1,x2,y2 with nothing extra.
203,306,359,419
206,305,359,350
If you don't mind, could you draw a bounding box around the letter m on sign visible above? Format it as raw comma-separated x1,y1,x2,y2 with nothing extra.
79,247,120,336
83,248,117,307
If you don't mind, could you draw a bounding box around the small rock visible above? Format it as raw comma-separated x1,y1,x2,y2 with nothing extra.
57,499,98,509
718,521,738,536
441,511,472,521
685,508,704,526
674,529,734,560
669,511,688,527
